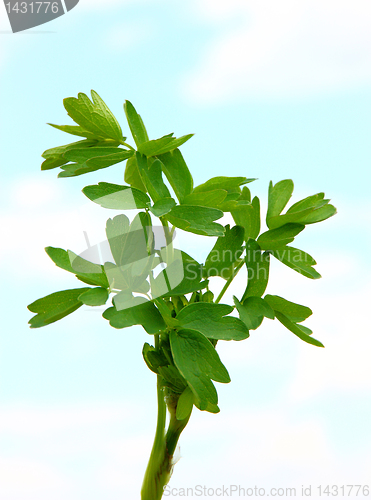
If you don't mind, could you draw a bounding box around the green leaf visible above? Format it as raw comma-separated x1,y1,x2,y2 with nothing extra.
266,179,294,223
124,156,147,192
233,296,274,330
66,251,107,275
78,287,109,306
264,294,312,323
176,302,249,341
58,147,133,178
123,100,149,147
276,246,316,267
59,159,130,178
194,400,220,414
217,190,250,212
63,147,127,163
231,195,260,240
45,247,109,288
105,212,128,266
142,343,159,374
263,294,321,346
182,189,227,209
42,142,85,160
176,387,194,420
267,192,334,229
273,246,321,279
267,209,316,229
242,240,270,300
158,365,187,393
45,246,79,274
166,205,224,237
138,134,194,157
203,225,244,279
242,296,276,320
193,177,255,193
149,197,176,217
48,123,102,141
151,298,177,327
286,193,327,214
28,288,90,328
151,251,208,299
41,139,97,171
296,324,313,336
63,90,123,142
103,298,166,334
274,312,324,348
170,329,230,410
239,186,251,203
295,204,337,224
257,223,305,251
201,290,214,303
106,213,153,268
156,149,193,203
82,182,150,210
250,196,261,237
41,157,69,171
136,153,171,203
104,266,151,296
142,342,168,374
104,213,154,296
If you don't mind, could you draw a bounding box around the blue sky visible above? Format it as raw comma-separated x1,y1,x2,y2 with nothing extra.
0,1,370,498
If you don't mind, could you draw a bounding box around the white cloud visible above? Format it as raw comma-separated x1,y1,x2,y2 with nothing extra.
184,0,371,103
169,407,370,492
0,179,120,281
11,176,62,208
287,285,371,400
0,458,66,498
265,250,371,399
0,403,148,499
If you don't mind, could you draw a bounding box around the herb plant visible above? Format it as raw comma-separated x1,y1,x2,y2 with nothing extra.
27,91,337,500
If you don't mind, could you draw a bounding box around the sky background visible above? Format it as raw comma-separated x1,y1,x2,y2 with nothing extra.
0,1,371,498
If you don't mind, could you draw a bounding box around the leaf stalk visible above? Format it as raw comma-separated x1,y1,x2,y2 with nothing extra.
215,259,244,304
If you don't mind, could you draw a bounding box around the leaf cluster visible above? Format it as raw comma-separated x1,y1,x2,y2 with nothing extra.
28,91,337,416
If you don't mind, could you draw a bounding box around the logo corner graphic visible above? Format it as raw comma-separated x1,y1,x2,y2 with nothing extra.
3,0,79,33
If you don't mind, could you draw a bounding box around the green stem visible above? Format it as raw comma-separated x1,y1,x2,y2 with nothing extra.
141,336,168,500
120,140,135,151
141,337,190,500
166,411,190,457
160,217,175,265
215,259,244,304
160,218,173,246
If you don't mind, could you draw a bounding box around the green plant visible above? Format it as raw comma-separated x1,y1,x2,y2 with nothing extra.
27,91,337,500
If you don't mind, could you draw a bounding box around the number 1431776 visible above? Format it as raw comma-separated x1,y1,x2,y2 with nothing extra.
5,2,60,14
318,485,369,496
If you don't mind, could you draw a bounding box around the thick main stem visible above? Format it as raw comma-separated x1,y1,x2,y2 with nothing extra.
141,337,190,500
140,372,169,500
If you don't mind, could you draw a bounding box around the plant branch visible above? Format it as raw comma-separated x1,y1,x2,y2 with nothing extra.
120,140,135,151
215,259,244,304
141,335,191,500
141,335,168,500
